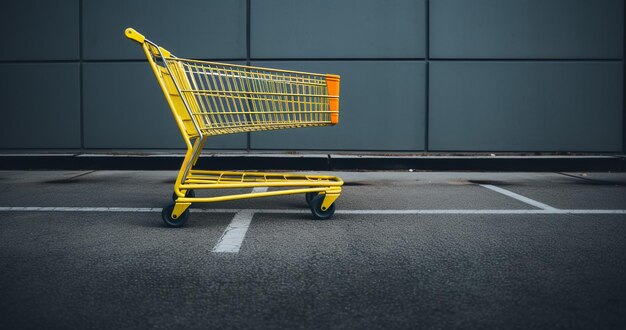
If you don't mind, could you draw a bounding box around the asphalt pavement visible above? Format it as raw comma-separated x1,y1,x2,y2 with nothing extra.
0,170,625,329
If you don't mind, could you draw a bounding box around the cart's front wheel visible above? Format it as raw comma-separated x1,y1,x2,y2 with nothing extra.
172,189,195,201
309,194,335,220
162,203,189,228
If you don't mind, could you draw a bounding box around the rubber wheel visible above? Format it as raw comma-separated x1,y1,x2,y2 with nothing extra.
309,194,335,220
305,192,318,206
161,203,190,228
172,189,195,201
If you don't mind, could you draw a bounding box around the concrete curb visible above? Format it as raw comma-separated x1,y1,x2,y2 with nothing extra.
1,153,624,171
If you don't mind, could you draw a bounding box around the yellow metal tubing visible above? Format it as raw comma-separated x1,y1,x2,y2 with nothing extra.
191,137,207,166
189,169,341,180
176,187,339,204
180,181,342,189
125,28,145,43
141,43,194,149
174,57,337,78
173,139,201,198
183,179,341,186
126,28,172,58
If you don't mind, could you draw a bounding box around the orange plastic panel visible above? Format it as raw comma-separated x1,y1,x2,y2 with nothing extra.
325,74,340,124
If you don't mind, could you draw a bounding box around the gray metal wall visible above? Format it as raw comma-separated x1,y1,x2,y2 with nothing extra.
1,0,623,152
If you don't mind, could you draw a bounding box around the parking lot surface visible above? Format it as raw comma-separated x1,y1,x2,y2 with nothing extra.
1,171,625,329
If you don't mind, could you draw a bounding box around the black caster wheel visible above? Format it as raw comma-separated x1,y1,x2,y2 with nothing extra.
172,189,195,201
305,192,318,206
161,203,190,228
309,194,335,220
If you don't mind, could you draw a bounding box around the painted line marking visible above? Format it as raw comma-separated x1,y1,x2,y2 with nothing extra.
0,207,625,215
480,184,558,210
0,206,162,212
212,210,254,253
251,187,268,193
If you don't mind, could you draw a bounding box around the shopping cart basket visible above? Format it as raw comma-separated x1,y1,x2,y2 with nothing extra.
125,28,343,227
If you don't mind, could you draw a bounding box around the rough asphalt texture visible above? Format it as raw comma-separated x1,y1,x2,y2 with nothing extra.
0,171,625,329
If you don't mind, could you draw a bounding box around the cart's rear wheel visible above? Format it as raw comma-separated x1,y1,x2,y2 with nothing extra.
305,192,318,206
309,194,335,220
161,203,189,228
172,189,195,201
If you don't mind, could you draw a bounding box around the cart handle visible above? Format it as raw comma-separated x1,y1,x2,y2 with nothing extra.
125,27,172,58
125,28,145,43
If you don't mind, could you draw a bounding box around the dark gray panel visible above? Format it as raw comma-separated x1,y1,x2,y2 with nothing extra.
250,61,425,151
0,0,79,61
83,62,246,149
429,62,623,152
0,64,80,148
251,0,425,58
83,0,246,60
430,0,624,59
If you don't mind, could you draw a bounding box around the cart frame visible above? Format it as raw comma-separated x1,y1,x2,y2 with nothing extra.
125,28,343,227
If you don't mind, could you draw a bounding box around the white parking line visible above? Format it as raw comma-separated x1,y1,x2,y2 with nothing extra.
212,210,254,253
479,184,558,210
1,206,625,214
3,206,625,255
0,206,162,212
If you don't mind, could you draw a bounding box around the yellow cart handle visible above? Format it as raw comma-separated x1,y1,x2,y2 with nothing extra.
125,27,172,57
125,28,145,43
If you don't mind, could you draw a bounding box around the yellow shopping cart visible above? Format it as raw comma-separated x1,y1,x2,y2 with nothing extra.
125,28,343,227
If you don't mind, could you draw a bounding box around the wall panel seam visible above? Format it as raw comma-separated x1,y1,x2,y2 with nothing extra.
79,0,84,150
424,0,430,152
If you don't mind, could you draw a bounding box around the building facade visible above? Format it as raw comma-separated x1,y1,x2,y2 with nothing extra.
1,0,624,152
